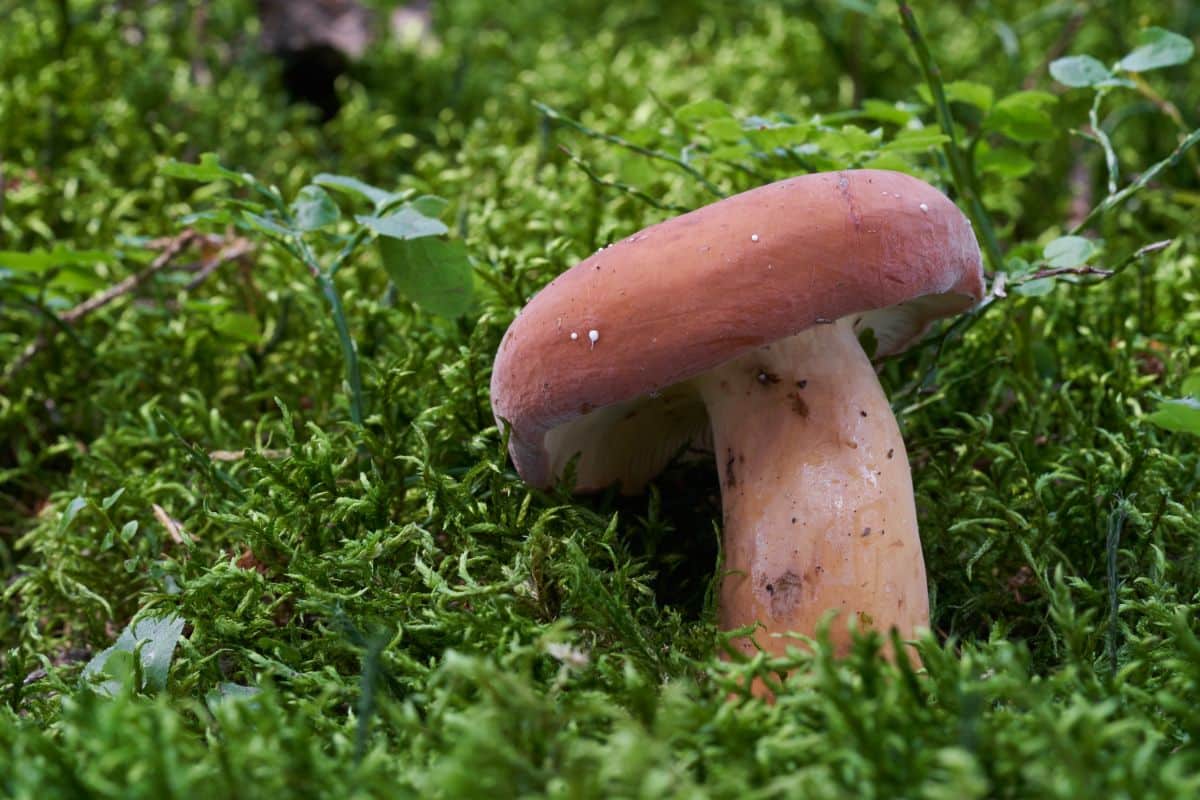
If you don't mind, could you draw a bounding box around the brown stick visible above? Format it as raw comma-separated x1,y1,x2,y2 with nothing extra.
4,231,252,380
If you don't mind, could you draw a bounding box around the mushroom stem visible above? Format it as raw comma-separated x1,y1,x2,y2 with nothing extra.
696,318,928,663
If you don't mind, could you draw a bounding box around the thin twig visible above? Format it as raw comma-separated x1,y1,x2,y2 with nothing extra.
208,448,291,461
58,232,197,324
1071,127,1200,234
184,237,253,289
895,238,1173,401
1087,90,1119,195
535,101,727,199
4,231,252,380
559,145,691,214
5,230,196,378
152,503,192,547
1027,264,1113,281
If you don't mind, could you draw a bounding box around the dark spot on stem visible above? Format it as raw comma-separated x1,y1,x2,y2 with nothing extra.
725,448,736,487
887,448,894,459
768,571,805,618
796,379,808,389
791,394,809,418
860,410,868,417
756,369,781,386
862,527,872,537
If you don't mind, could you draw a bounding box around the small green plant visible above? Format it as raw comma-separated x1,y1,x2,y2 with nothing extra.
163,155,474,426
1048,27,1198,229
81,613,184,697
1145,371,1200,436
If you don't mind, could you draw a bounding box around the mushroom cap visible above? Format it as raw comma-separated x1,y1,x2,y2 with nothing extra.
491,169,985,490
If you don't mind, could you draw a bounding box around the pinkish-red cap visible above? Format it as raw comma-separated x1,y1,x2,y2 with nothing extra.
491,169,985,490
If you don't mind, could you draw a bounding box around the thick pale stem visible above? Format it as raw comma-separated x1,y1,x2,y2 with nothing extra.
696,318,928,662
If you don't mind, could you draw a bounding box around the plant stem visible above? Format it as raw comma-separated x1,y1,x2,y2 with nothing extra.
317,272,365,427
291,234,366,427
1088,89,1119,195
898,3,1004,273
1106,499,1129,679
1070,126,1200,234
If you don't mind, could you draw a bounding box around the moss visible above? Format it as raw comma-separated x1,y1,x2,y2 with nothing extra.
2,1,1199,796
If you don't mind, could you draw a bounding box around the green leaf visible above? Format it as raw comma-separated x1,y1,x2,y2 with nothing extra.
358,206,448,240
180,208,238,227
1145,397,1200,436
818,125,879,158
89,650,136,696
704,117,744,143
944,80,995,111
1043,235,1098,267
214,311,262,344
977,145,1035,178
710,143,754,160
857,152,912,172
1183,372,1200,398
242,211,296,239
379,237,474,318
161,153,251,187
48,265,108,293
313,173,399,210
880,128,950,152
0,248,112,273
1013,277,1056,297
411,195,450,219
985,91,1059,142
675,99,732,123
1004,257,1035,278
206,682,262,711
101,487,125,511
744,122,808,149
860,99,914,126
1116,27,1195,73
83,613,186,695
58,496,88,535
120,520,139,542
1049,55,1112,88
289,185,340,232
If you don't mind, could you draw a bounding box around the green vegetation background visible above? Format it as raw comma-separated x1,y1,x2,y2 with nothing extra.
2,0,1200,796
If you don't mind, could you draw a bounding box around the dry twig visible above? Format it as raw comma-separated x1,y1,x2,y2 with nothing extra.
152,503,192,547
4,231,253,381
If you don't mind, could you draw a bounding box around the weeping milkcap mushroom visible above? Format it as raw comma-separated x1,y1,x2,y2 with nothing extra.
490,169,984,670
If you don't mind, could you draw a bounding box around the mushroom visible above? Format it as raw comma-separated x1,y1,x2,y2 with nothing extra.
490,169,984,670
